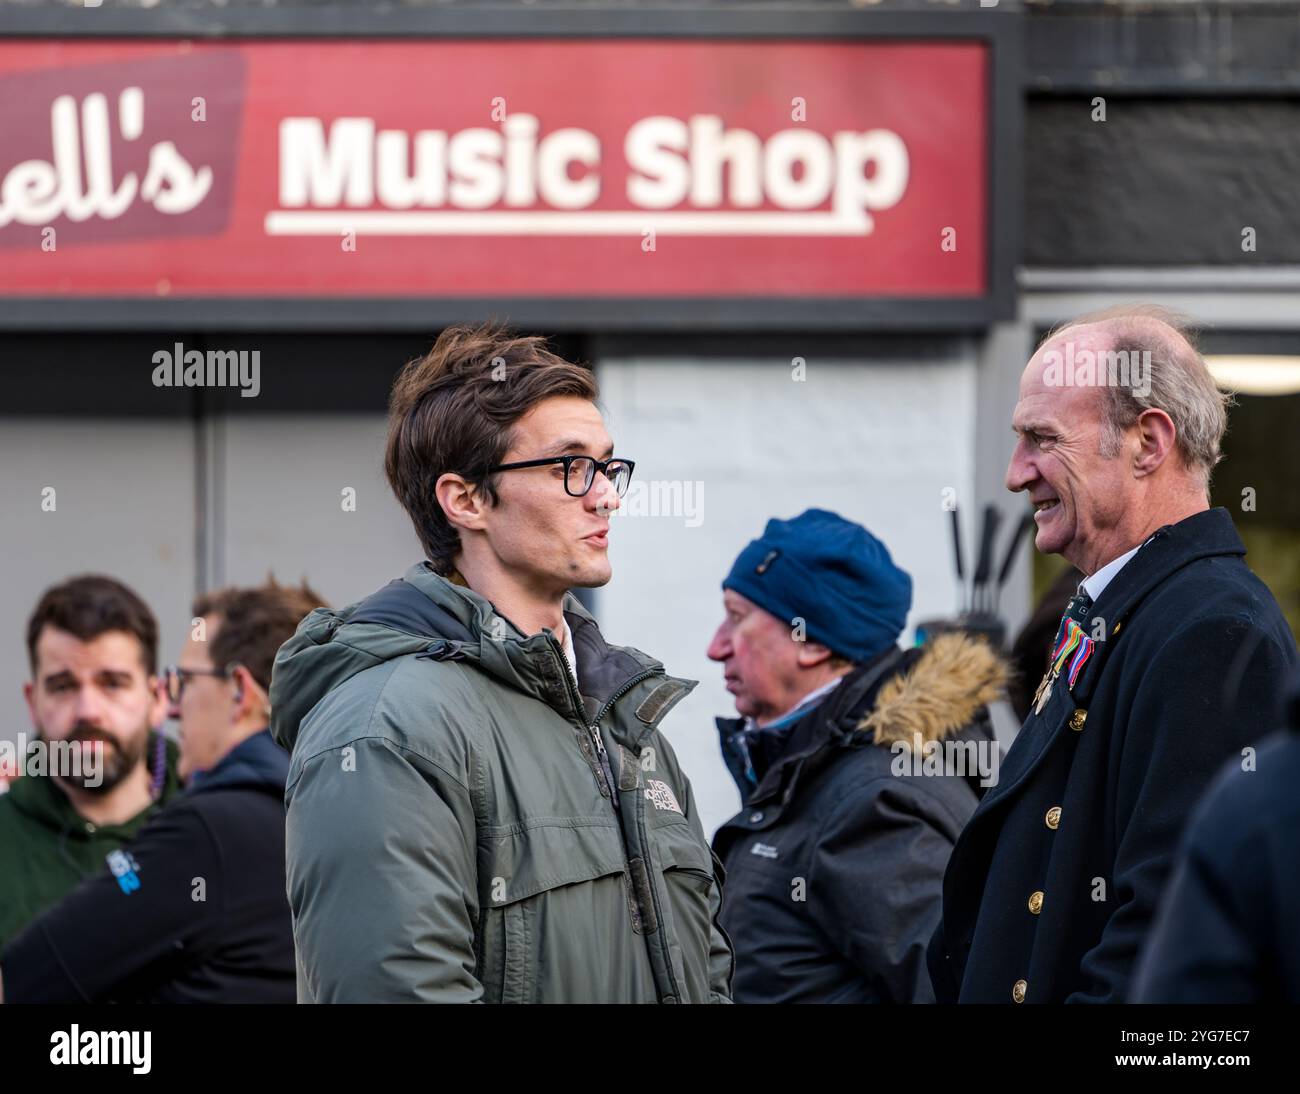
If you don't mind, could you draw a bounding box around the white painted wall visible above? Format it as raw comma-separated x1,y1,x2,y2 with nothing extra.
595,353,979,838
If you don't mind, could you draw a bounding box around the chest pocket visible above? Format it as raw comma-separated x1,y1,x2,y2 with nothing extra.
474,819,629,1003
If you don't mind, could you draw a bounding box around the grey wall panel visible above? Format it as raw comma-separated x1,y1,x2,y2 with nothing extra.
0,419,196,752
215,415,424,612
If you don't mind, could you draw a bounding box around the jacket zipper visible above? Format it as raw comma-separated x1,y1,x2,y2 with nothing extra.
550,636,654,797
550,641,681,1000
587,665,684,1002
588,669,655,773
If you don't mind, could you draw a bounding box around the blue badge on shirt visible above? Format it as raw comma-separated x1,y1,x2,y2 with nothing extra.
106,849,142,894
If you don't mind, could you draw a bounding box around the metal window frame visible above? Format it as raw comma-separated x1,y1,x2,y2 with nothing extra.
0,6,1022,331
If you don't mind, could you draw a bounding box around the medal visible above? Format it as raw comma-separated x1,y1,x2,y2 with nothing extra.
1051,619,1096,691
1033,671,1054,715
1032,618,1097,718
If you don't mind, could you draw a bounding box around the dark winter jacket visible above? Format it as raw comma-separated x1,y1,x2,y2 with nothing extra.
1,728,294,1003
929,508,1296,1004
714,633,1005,1003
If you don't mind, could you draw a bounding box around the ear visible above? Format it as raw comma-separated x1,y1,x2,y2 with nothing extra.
435,471,491,534
229,664,262,721
147,675,169,729
22,680,37,729
1132,407,1178,478
794,641,835,669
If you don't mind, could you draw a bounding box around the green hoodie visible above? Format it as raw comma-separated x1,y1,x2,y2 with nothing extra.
0,734,182,950
271,563,733,1003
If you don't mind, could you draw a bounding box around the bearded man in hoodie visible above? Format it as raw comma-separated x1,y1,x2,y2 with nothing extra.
1,579,322,1003
271,322,732,1004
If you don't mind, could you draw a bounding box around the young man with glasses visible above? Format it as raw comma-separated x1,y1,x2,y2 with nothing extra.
271,321,732,1003
0,579,324,1003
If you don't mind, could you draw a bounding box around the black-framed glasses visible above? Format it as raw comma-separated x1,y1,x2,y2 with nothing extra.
487,456,636,498
162,665,229,704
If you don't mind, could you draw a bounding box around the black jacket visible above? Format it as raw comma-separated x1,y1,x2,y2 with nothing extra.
713,634,1004,1003
2,728,295,1003
1130,674,1300,1003
929,508,1297,1004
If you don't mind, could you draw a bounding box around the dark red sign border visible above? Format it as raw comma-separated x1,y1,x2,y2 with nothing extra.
0,6,1022,332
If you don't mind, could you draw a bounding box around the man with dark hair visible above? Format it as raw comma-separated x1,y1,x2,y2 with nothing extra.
272,322,732,1003
0,575,181,950
0,579,325,1003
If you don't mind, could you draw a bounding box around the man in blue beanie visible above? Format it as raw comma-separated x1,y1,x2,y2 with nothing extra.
709,508,1005,1003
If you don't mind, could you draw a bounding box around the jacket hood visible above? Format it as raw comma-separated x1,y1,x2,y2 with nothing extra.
271,563,682,754
858,632,1007,748
187,727,288,794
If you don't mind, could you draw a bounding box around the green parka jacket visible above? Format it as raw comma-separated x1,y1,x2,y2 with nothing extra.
270,563,733,1003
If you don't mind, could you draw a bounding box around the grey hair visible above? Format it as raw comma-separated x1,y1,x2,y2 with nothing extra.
1044,304,1234,492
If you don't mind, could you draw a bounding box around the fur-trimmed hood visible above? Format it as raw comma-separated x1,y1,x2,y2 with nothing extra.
859,632,1008,750
713,633,1009,1001
715,633,1008,805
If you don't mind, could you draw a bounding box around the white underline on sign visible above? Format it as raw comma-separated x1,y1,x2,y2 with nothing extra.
262,209,874,237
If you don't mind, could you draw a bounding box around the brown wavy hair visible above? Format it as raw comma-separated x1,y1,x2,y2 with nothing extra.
384,321,597,573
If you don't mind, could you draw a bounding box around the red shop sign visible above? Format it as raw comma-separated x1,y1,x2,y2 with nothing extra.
0,37,1004,325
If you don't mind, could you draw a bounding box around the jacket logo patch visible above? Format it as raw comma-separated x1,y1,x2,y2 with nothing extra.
106,849,142,894
750,842,779,860
644,779,683,814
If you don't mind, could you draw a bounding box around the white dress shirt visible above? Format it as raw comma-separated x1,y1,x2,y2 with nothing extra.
1081,540,1147,601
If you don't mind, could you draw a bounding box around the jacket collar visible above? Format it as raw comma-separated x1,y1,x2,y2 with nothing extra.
187,727,288,794
716,631,1009,807
1088,507,1245,627
717,647,907,804
405,563,696,743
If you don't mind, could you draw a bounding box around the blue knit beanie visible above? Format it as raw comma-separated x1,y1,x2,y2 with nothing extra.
723,509,912,664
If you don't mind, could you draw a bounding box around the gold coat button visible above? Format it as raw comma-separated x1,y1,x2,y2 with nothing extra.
1069,709,1087,732
1012,979,1027,1003
1028,890,1044,915
1045,806,1062,830
1112,621,1123,636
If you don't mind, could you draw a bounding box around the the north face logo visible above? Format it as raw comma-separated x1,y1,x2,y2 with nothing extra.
644,779,683,814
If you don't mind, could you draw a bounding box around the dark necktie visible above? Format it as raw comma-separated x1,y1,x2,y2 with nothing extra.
1049,588,1095,662
1064,588,1094,627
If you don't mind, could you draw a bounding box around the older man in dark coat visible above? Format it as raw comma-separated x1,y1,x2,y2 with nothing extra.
709,510,1006,1004
928,306,1296,1004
